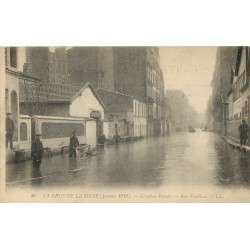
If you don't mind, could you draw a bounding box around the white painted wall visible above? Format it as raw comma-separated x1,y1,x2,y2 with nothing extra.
134,117,147,136
241,88,249,119
133,99,146,117
19,115,32,150
103,121,109,138
70,87,104,118
33,115,88,150
5,72,19,115
233,98,242,118
85,120,97,147
133,99,147,137
5,72,20,147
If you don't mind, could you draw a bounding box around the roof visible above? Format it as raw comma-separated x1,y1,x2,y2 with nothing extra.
95,88,133,115
6,68,41,81
19,82,106,109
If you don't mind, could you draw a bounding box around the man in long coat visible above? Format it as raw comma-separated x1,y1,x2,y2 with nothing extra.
31,134,44,168
238,119,249,146
6,113,15,149
69,131,80,157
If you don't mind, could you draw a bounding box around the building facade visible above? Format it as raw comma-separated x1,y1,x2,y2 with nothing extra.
112,47,165,136
165,90,197,132
67,47,165,136
67,47,115,90
19,82,105,149
227,46,250,142
96,88,147,140
4,47,42,153
25,47,69,84
209,47,238,134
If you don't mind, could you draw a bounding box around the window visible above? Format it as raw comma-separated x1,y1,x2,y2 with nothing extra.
10,47,17,68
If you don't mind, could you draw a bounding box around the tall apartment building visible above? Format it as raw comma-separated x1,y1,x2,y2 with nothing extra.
67,47,165,136
67,47,114,90
113,47,165,136
25,47,69,84
166,90,197,131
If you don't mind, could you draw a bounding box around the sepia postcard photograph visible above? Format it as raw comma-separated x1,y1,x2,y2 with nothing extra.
2,2,250,250
0,45,250,203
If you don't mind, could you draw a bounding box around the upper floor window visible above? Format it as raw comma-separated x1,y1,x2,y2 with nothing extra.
10,47,17,68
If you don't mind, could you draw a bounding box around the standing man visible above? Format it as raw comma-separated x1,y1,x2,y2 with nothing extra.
31,134,44,168
238,119,249,146
113,131,121,144
6,113,15,149
98,132,106,145
69,131,80,157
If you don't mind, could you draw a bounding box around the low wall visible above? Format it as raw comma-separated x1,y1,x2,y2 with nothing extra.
7,115,98,162
33,115,97,152
85,120,97,147
19,115,32,150
33,115,87,151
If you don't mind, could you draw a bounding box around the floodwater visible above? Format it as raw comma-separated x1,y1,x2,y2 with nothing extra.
6,131,250,189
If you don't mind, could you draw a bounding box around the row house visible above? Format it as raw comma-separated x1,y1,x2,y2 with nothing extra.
13,47,166,138
19,82,105,150
95,88,146,140
208,47,238,134
227,46,250,141
145,47,165,136
3,47,106,162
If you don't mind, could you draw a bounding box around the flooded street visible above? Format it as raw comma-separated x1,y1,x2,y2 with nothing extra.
6,131,250,189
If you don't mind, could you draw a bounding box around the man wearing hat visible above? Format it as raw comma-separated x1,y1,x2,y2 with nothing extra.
69,131,80,157
6,113,15,149
31,134,44,168
238,119,249,146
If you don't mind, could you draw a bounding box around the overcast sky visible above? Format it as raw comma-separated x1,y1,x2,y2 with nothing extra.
159,47,217,114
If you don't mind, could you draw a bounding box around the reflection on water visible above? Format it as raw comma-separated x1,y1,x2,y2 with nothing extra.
6,131,250,189
31,168,43,187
